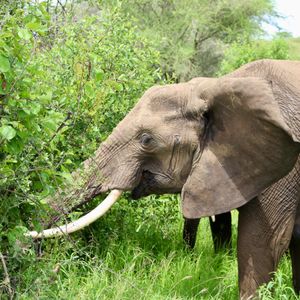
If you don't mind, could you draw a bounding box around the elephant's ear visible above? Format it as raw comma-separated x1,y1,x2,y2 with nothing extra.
182,77,299,218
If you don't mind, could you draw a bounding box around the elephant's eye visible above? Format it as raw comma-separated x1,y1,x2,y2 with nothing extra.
140,133,152,147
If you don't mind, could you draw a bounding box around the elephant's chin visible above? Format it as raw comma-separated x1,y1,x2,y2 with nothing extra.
131,183,148,199
131,170,156,199
131,170,182,199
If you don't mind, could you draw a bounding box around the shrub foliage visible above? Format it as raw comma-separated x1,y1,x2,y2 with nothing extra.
0,1,161,266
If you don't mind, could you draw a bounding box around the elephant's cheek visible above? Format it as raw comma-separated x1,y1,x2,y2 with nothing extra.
102,159,142,192
179,162,193,183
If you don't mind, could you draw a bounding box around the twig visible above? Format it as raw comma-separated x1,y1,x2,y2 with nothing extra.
0,251,14,300
176,25,190,44
57,0,66,15
48,111,73,144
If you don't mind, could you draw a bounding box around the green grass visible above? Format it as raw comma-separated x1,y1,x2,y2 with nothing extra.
10,196,299,299
287,37,300,60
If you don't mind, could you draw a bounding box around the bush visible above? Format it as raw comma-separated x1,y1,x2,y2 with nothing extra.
0,1,161,269
218,38,290,75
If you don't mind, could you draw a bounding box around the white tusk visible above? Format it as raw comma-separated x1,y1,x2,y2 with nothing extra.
211,215,215,222
26,189,122,239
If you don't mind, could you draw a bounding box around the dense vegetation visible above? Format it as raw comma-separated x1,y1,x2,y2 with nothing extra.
0,1,298,299
104,0,285,80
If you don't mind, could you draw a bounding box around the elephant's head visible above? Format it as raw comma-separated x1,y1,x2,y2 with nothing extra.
29,60,300,238
94,83,208,199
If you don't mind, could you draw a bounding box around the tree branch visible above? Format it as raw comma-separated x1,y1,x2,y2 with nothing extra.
48,111,73,144
0,251,13,300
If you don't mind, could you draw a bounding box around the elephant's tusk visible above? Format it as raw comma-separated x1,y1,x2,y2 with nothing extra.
26,189,122,239
211,215,215,222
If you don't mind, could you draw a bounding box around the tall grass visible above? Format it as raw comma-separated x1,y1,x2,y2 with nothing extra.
11,195,298,299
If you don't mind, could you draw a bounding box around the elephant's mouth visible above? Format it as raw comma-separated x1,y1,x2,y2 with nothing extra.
131,170,156,199
131,169,181,199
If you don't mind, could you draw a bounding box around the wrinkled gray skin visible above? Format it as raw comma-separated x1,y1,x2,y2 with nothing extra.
51,60,300,299
238,160,300,299
184,158,300,299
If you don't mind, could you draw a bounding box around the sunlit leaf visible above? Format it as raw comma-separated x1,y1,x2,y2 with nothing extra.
85,83,95,98
95,71,104,82
18,28,31,40
0,125,16,140
26,21,42,31
0,55,10,73
42,119,57,131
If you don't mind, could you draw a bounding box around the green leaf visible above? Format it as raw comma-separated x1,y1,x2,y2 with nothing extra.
95,71,104,82
0,55,10,73
23,102,41,115
0,125,16,140
18,28,31,40
85,83,95,98
107,80,123,92
40,91,52,104
26,21,42,31
7,226,28,246
7,137,24,154
0,167,15,177
43,119,57,131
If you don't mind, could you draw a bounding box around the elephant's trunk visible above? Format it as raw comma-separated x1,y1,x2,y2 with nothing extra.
28,114,138,237
26,189,122,238
39,132,124,227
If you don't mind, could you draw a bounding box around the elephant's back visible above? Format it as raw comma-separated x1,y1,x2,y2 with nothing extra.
227,59,300,142
227,59,300,86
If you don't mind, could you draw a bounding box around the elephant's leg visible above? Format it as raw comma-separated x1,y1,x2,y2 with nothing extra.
290,206,300,294
209,212,232,252
237,157,299,300
183,218,200,249
238,201,297,300
238,198,275,299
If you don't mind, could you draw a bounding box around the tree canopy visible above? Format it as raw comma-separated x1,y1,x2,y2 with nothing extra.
105,0,278,80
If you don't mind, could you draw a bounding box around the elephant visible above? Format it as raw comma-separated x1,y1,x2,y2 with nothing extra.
27,59,300,299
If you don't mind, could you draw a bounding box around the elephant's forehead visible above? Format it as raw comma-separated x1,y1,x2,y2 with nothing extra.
132,103,181,127
133,110,199,141
133,88,190,122
125,83,201,140
139,83,192,112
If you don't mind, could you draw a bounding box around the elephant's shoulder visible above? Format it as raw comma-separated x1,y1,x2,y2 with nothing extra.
227,59,300,80
226,60,300,143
